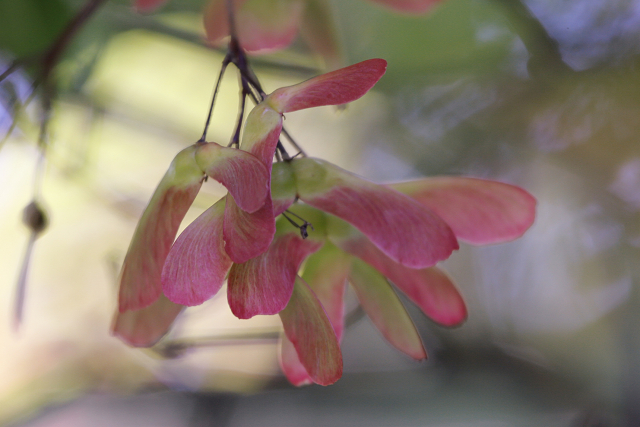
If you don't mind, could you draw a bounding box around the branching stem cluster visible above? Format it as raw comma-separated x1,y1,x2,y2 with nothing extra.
198,0,306,159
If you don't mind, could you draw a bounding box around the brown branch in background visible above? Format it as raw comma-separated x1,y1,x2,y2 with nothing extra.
152,305,365,359
38,0,110,146
41,0,110,80
9,0,109,329
153,329,281,358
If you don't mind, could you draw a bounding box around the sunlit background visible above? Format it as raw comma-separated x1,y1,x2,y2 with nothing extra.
2,0,640,425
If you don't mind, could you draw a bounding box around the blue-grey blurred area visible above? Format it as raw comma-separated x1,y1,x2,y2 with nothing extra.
3,0,640,426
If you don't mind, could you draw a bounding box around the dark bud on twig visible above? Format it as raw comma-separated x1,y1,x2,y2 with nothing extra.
23,201,48,234
282,210,314,239
299,222,314,239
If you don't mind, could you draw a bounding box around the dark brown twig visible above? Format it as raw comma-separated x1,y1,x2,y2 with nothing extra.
200,54,231,143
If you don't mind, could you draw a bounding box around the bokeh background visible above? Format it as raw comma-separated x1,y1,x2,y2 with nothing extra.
1,0,640,425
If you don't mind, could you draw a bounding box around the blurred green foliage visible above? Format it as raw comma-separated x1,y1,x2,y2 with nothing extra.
0,0,72,58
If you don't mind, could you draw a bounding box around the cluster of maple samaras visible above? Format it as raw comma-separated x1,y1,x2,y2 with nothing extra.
113,59,536,386
135,0,445,55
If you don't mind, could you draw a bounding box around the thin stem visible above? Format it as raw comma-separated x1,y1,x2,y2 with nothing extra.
200,55,231,142
226,39,294,159
285,209,312,225
223,3,266,103
277,141,291,160
244,81,300,160
38,84,52,148
281,128,307,158
246,82,262,106
229,52,265,101
247,89,260,105
247,90,292,159
231,64,296,160
282,210,313,239
13,232,37,330
31,79,52,199
13,200,48,330
220,0,301,161
239,66,266,100
13,95,51,331
233,55,266,102
281,211,300,227
229,76,250,147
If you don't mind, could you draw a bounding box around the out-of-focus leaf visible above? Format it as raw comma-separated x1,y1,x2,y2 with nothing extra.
0,0,72,58
335,0,517,86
